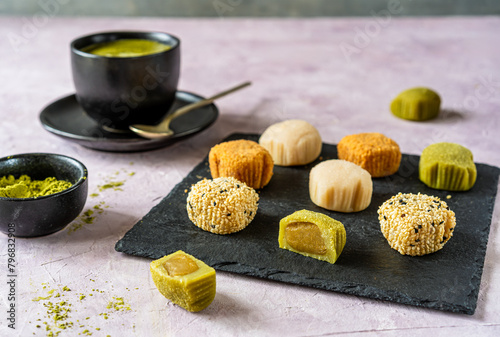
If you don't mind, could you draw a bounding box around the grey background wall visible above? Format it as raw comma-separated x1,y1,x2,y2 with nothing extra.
1,0,499,17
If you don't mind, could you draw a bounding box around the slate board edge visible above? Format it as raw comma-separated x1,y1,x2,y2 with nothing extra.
463,178,500,315
209,261,474,315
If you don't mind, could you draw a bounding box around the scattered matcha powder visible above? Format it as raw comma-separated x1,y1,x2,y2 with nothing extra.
67,202,107,233
32,289,56,301
32,282,136,336
67,168,134,233
98,181,125,192
82,210,96,224
32,285,74,336
97,167,135,192
106,297,131,312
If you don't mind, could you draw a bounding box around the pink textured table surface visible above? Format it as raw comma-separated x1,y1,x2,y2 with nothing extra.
1,16,500,336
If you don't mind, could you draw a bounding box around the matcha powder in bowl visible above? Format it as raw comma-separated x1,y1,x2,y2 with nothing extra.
0,174,72,198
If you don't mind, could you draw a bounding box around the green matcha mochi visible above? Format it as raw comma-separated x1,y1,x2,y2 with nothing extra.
391,87,441,121
419,142,477,191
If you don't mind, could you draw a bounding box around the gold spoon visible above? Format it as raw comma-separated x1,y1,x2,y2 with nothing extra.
129,81,251,139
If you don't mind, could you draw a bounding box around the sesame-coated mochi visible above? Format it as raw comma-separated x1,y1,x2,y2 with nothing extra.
309,159,372,213
187,177,259,234
378,193,456,256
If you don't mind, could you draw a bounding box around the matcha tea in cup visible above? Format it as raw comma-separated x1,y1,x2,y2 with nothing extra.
71,31,180,131
81,39,172,58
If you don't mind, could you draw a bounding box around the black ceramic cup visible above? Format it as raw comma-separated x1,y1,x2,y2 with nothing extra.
0,153,88,237
71,31,181,131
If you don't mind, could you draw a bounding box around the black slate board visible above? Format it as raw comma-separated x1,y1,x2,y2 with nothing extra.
115,133,500,315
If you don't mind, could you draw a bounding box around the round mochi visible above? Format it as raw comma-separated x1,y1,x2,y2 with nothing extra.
209,139,273,189
391,87,441,121
337,132,401,177
259,119,322,166
378,193,456,256
419,142,477,191
186,177,259,234
309,159,372,213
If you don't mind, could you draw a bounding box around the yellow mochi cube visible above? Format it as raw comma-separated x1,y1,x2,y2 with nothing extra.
150,251,216,312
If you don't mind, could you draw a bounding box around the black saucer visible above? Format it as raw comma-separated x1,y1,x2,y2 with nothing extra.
39,91,218,152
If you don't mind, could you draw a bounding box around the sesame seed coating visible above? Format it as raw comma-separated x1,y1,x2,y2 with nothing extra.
378,193,456,256
186,177,259,235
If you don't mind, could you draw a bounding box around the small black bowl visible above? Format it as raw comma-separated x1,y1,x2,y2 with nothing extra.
0,153,88,237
